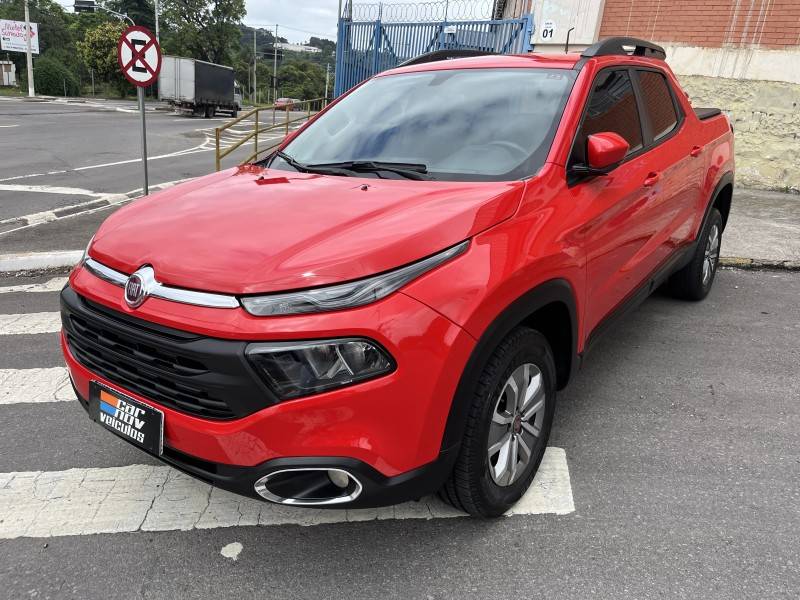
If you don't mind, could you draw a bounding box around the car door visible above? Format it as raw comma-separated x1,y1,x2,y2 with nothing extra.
566,68,666,338
630,68,698,264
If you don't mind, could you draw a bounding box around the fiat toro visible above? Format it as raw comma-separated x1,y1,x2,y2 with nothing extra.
61,37,734,516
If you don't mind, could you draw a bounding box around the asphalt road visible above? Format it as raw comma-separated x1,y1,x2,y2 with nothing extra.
1,267,798,599
0,95,306,230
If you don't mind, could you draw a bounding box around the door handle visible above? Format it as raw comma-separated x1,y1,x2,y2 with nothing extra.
643,172,661,187
690,145,703,158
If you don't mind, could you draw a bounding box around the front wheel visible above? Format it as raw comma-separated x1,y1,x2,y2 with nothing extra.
439,327,556,517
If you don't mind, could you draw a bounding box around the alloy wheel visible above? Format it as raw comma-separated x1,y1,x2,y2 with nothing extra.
703,223,720,286
487,363,546,486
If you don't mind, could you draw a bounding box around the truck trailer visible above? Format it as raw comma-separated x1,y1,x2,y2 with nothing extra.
159,56,242,118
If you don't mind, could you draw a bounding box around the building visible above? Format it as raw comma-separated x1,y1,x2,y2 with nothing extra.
275,42,322,54
1,60,16,87
495,0,800,191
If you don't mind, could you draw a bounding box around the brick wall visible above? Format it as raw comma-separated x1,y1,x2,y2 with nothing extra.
599,0,800,49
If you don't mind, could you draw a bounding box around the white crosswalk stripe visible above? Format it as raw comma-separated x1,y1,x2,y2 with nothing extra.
0,448,574,539
0,311,61,335
0,368,76,404
0,277,67,294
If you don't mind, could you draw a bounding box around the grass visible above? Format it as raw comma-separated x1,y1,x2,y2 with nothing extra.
0,87,25,97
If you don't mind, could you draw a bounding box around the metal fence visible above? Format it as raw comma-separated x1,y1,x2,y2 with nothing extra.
335,1,534,96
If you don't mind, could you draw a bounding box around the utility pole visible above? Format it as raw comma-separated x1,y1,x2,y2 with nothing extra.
253,28,257,105
324,63,330,104
154,0,160,42
23,0,34,97
273,25,278,103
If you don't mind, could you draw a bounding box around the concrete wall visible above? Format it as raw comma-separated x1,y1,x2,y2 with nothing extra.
677,74,800,193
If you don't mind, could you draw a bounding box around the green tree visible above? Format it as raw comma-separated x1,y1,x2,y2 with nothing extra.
108,0,155,30
160,0,245,64
32,55,79,96
277,60,325,100
77,20,128,95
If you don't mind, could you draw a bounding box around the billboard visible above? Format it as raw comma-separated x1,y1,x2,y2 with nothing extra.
0,19,40,54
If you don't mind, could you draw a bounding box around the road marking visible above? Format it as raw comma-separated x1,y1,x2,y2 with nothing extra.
0,125,19,128
0,368,76,404
0,312,61,335
0,277,67,294
0,251,82,273
0,448,573,539
0,184,105,197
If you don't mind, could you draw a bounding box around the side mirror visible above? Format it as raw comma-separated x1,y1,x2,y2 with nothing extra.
586,132,629,171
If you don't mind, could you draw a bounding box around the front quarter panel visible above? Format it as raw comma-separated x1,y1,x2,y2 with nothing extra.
402,164,586,349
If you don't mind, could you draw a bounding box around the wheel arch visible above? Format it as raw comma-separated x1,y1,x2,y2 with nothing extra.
703,171,734,234
440,278,578,452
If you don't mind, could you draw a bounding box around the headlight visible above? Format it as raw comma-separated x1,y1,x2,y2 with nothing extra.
240,240,469,316
247,338,395,400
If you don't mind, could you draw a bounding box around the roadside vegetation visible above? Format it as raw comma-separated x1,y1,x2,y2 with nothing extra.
0,0,335,101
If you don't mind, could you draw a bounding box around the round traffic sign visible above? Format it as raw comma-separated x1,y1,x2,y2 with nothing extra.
117,26,162,88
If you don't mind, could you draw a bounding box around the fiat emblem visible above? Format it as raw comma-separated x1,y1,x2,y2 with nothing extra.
124,266,155,308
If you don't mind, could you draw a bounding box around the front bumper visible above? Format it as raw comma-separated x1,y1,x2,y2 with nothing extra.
62,266,476,504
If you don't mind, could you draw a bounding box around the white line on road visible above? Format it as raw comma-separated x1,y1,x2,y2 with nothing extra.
0,252,81,273
0,312,61,335
0,368,76,404
0,184,105,197
0,125,20,128
0,448,573,539
0,277,67,294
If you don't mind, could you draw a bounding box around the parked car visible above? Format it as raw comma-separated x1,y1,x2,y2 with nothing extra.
274,97,302,110
62,38,734,517
159,56,242,118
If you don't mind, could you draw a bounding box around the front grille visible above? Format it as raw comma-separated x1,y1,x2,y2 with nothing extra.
61,286,278,420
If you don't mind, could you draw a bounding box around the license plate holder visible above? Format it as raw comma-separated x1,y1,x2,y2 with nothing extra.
89,382,164,456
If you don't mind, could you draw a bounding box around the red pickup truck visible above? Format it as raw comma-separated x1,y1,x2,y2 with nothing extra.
62,37,734,517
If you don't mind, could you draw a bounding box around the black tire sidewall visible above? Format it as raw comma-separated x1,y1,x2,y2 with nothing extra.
470,329,557,515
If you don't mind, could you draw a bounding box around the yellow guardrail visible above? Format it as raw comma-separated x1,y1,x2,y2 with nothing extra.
214,98,326,171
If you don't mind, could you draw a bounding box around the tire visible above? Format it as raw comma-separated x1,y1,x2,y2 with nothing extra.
668,208,723,301
439,327,557,517
231,109,238,118
204,104,216,118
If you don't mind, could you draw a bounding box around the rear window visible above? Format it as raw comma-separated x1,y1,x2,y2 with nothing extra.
638,70,679,140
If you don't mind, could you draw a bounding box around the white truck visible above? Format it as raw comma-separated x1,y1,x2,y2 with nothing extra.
159,56,242,118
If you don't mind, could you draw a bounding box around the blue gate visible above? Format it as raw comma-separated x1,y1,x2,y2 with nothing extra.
335,2,534,97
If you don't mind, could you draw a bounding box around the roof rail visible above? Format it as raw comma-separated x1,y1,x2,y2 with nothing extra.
581,37,666,60
397,49,496,68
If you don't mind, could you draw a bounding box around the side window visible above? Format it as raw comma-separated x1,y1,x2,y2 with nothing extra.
637,70,679,140
571,70,643,166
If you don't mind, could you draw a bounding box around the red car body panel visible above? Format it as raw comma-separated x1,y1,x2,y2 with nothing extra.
62,49,734,501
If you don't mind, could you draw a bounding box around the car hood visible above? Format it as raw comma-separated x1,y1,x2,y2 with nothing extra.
90,165,524,295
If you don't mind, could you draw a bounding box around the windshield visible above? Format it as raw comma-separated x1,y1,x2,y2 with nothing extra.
270,68,577,182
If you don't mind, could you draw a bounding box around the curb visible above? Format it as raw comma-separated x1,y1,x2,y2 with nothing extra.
720,257,800,271
0,251,82,274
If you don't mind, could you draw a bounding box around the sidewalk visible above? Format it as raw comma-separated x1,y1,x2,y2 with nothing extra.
721,188,800,269
0,186,797,273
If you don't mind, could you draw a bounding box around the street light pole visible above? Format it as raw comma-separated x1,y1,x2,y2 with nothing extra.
253,28,257,105
272,24,278,123
23,0,34,97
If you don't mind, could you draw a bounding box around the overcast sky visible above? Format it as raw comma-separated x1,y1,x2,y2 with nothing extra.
244,0,339,43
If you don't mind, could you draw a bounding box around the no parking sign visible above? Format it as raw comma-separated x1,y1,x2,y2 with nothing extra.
117,26,161,195
117,26,161,88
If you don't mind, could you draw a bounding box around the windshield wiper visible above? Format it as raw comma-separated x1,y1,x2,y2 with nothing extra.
274,151,355,177
307,161,431,181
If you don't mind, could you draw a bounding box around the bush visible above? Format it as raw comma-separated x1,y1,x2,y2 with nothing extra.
33,56,80,97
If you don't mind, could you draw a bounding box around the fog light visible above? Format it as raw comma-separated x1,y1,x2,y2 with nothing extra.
328,469,350,489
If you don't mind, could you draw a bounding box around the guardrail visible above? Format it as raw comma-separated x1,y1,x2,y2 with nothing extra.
214,98,326,171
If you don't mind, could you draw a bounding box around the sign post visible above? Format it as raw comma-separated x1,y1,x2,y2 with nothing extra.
117,26,161,196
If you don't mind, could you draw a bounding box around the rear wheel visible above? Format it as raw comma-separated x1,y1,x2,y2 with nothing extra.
668,208,723,300
439,327,556,517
